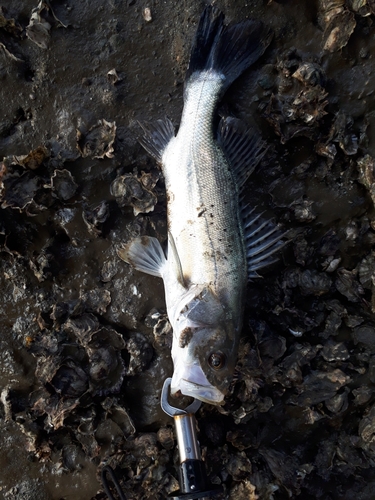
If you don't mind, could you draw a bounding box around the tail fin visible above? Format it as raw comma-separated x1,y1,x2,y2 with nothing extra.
186,6,273,91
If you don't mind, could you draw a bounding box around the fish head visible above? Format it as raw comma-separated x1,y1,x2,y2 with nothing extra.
169,286,238,405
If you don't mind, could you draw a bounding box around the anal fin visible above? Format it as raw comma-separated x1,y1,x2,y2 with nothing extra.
118,236,166,278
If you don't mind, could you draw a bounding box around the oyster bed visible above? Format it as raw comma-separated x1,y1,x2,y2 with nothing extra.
1,1,375,498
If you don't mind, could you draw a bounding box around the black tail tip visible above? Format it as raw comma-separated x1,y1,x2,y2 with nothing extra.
186,5,273,89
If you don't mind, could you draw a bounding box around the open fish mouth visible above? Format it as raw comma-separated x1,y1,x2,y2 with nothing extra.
170,363,225,404
179,379,224,405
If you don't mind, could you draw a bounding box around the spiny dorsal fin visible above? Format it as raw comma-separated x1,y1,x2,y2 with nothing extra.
242,206,287,279
138,118,175,163
218,116,266,190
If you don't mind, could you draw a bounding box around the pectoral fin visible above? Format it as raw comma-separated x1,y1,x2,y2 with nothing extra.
118,236,167,278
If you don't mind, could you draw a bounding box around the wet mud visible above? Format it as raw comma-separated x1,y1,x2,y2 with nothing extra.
1,0,375,499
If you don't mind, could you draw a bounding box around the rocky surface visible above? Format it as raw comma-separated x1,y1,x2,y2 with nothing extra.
1,1,375,499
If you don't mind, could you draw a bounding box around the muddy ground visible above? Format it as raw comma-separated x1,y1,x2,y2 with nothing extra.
1,0,375,498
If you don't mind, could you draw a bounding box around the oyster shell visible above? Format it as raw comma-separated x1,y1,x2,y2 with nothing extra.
357,155,375,208
318,0,356,52
76,119,116,159
110,170,159,216
82,201,109,237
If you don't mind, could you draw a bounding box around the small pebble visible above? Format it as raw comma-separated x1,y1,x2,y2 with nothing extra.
143,7,152,22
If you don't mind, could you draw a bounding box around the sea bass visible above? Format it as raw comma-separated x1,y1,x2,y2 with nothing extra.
119,6,284,404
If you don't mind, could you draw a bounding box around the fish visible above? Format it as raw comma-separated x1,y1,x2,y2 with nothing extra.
119,6,285,404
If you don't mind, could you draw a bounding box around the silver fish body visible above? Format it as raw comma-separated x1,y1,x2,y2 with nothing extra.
120,7,284,404
163,71,247,325
161,72,247,402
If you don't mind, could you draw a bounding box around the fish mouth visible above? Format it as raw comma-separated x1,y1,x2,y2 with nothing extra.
170,363,224,404
179,379,224,404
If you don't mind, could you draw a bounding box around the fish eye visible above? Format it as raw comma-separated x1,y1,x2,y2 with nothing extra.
208,352,226,370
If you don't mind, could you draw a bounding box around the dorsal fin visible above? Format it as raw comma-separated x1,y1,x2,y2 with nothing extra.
218,116,266,190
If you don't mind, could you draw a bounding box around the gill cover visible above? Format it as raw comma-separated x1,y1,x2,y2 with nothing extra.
169,287,235,405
